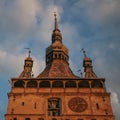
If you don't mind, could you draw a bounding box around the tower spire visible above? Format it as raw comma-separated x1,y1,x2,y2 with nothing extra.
52,13,62,44
54,12,58,30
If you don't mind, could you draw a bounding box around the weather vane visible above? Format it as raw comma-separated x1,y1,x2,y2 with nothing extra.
54,12,56,17
25,48,31,57
81,48,87,57
77,69,83,78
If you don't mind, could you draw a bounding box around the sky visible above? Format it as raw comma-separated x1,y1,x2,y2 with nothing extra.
0,0,120,119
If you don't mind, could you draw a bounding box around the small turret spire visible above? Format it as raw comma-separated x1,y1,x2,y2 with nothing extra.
25,48,31,57
28,50,31,57
19,49,33,78
54,12,58,30
82,49,97,78
81,48,87,58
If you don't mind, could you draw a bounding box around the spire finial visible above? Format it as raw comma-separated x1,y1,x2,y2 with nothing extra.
25,48,31,57
81,48,87,57
28,50,31,57
54,12,58,30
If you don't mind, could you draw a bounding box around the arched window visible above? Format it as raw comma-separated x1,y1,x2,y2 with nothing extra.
52,81,63,88
14,80,25,88
27,81,37,88
91,80,103,88
78,81,90,88
39,81,50,88
65,81,76,88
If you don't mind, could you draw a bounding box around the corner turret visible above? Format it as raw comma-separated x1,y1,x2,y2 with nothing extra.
82,49,97,78
19,50,33,78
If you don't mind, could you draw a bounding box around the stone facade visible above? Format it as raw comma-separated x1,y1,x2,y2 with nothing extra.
5,14,115,120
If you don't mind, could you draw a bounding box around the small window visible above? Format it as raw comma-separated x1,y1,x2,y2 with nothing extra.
52,118,57,120
34,102,37,109
102,97,105,101
11,108,14,114
55,54,57,58
39,81,50,88
13,96,16,101
96,103,99,110
14,80,25,88
65,81,76,88
25,118,31,120
105,109,108,115
38,118,44,120
52,81,63,88
91,80,103,88
78,81,90,88
59,54,61,59
14,118,17,120
22,102,25,106
27,81,37,88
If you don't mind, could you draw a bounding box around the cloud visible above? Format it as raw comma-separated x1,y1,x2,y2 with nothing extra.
0,0,39,33
0,0,39,54
0,0,120,120
111,91,120,120
74,0,120,24
0,0,64,55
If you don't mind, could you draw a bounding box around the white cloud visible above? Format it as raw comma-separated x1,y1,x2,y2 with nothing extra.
0,0,40,33
0,0,63,54
0,49,24,77
0,0,41,54
75,0,120,26
111,91,120,120
0,0,120,120
32,56,45,77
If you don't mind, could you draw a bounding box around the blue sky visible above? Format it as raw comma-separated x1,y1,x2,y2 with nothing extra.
0,0,120,120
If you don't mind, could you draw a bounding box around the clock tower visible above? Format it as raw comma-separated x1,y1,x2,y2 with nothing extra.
5,14,115,120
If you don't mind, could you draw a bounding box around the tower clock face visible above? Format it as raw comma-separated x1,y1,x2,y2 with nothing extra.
68,97,87,112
